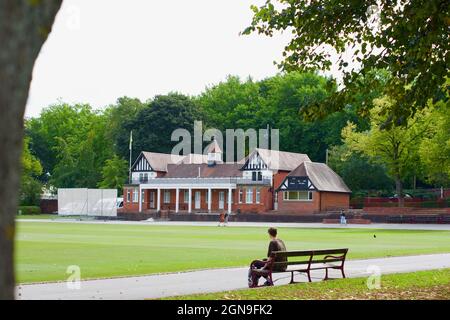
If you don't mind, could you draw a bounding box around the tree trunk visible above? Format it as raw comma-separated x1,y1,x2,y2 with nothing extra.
0,1,62,300
395,175,404,208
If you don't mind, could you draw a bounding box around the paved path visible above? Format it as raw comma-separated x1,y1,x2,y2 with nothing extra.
17,253,450,300
16,218,450,231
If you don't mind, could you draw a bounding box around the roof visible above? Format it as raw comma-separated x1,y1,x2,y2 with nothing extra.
246,148,311,171
164,163,242,178
179,153,209,164
288,161,351,193
141,152,185,172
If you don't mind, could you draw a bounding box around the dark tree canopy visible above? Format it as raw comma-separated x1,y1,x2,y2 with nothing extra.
117,93,203,158
244,0,449,125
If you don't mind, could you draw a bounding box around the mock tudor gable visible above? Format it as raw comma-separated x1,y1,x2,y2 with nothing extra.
277,161,351,193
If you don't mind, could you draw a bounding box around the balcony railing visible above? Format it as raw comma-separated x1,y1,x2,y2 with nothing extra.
130,177,272,186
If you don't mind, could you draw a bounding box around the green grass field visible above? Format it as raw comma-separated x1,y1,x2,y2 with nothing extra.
168,269,450,300
16,221,450,284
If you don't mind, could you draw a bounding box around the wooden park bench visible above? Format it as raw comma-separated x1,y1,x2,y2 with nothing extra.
252,248,348,286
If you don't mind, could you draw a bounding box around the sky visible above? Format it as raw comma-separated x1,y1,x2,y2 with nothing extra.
25,0,344,118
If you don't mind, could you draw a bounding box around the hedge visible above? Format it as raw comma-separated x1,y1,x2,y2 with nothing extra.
17,206,41,215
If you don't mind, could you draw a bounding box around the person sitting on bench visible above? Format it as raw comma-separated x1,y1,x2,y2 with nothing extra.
248,227,287,287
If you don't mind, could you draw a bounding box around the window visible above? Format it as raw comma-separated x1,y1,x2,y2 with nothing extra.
141,190,145,203
283,191,313,201
238,189,243,204
164,190,171,203
184,190,189,203
132,188,139,203
246,188,253,204
256,188,261,204
251,171,263,181
138,173,149,183
126,189,131,202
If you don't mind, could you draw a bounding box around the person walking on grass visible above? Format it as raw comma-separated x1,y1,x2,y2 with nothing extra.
218,212,225,227
248,227,287,288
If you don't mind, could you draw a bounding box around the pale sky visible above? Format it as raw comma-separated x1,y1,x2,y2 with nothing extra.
26,0,343,118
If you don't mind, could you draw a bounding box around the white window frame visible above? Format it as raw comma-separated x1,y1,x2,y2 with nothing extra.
164,190,171,204
132,188,139,203
238,189,243,204
246,188,253,204
141,190,145,203
256,188,261,204
283,191,313,201
183,190,189,203
126,189,131,202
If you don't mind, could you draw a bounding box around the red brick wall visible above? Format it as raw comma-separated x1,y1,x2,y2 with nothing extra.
320,192,350,211
233,187,272,213
123,187,140,211
277,191,350,214
363,207,450,215
277,190,321,214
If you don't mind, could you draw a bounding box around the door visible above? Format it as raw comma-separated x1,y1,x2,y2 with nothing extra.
149,191,155,209
219,191,225,209
195,191,201,209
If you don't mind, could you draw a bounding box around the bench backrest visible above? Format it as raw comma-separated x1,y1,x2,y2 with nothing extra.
270,248,348,268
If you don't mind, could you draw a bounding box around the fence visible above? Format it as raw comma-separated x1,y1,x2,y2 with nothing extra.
58,188,117,217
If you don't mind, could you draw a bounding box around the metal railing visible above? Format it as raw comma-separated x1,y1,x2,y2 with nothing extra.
131,177,272,186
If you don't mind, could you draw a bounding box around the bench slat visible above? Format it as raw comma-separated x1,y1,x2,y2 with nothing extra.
272,258,343,266
272,248,348,258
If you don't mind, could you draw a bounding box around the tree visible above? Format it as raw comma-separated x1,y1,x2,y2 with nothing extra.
418,103,450,187
20,138,43,206
26,103,98,180
342,96,433,206
98,156,129,193
328,144,393,192
244,0,449,124
0,1,62,300
197,72,369,161
49,112,114,188
104,96,145,157
118,93,203,157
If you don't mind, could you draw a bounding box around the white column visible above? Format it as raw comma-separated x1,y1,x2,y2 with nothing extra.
228,188,232,214
138,185,142,212
175,188,179,213
157,188,161,211
208,188,212,212
188,188,192,213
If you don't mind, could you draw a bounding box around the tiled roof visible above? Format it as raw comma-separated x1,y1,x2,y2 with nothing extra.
288,161,351,193
141,152,185,172
245,148,311,171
